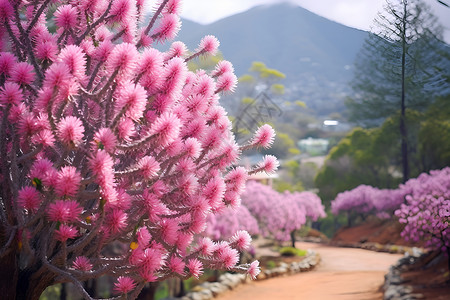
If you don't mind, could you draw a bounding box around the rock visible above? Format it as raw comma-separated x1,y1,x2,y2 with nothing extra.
208,282,229,296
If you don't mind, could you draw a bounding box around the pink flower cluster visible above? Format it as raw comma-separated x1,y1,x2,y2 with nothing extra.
239,181,325,242
331,168,449,254
0,0,279,297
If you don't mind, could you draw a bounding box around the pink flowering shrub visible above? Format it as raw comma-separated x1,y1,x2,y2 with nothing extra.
394,168,450,264
0,0,279,298
241,181,324,243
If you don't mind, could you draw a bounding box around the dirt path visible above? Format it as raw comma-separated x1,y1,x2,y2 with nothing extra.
216,242,402,300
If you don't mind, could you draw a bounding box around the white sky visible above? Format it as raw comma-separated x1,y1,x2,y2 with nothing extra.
177,0,450,42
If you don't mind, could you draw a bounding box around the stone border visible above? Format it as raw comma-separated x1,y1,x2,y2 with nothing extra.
330,241,425,255
163,250,320,300
383,251,426,300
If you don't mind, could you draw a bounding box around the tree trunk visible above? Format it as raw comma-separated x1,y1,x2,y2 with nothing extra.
290,230,296,248
400,0,409,183
0,247,19,300
136,282,158,300
15,269,55,300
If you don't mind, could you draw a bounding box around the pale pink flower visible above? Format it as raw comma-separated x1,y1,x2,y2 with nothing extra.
183,138,202,159
251,124,275,149
210,61,234,77
32,129,55,148
93,128,117,152
187,258,203,278
229,230,252,251
110,0,133,23
55,166,81,197
139,247,164,272
215,72,237,93
114,276,136,294
164,41,187,61
218,246,239,269
195,237,214,256
57,116,85,146
107,43,139,77
116,82,147,121
247,260,260,280
181,119,206,139
54,5,78,30
55,224,78,242
93,40,114,62
176,232,193,252
138,156,160,179
136,227,151,247
204,177,226,209
89,150,114,186
159,57,187,97
224,190,241,208
198,35,219,56
185,94,208,115
117,118,135,141
138,48,163,76
160,219,178,245
73,256,93,271
163,0,182,15
0,82,23,106
142,191,167,221
150,112,181,146
225,167,248,192
154,13,180,42
10,62,35,85
17,186,41,212
167,256,185,275
258,155,279,174
18,113,39,137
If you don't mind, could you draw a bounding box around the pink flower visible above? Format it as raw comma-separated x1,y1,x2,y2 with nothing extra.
43,63,71,91
217,245,239,269
167,256,185,275
187,258,203,279
229,230,252,251
93,128,117,152
55,166,81,197
204,177,226,209
0,82,23,106
163,0,182,15
251,124,275,149
48,200,82,222
114,276,136,294
17,186,41,212
159,57,187,97
73,256,93,271
93,40,114,62
195,237,215,256
138,156,160,179
225,167,248,193
164,41,187,61
55,224,78,242
57,116,85,146
89,150,114,186
198,35,219,56
160,219,178,245
138,48,163,76
110,0,134,23
183,138,202,159
258,155,279,174
10,62,35,85
0,52,16,76
136,227,151,247
247,260,260,280
107,43,139,77
154,13,180,42
210,61,234,77
58,45,86,79
0,0,13,20
54,5,78,30
35,41,59,61
105,209,128,233
150,112,181,146
117,118,135,141
115,82,147,121
215,72,237,93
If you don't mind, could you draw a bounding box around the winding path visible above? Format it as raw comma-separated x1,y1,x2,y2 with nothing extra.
217,242,402,300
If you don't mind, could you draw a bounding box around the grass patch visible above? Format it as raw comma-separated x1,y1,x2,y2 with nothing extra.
279,247,307,257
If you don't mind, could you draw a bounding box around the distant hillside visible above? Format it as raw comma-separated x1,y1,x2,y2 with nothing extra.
153,2,370,116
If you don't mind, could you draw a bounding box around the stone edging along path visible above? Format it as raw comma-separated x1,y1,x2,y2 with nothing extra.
163,250,320,300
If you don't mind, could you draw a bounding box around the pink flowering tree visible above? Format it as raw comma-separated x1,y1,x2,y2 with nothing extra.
0,0,279,299
241,181,306,244
395,167,450,271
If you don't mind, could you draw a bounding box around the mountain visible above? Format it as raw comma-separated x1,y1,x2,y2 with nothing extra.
159,3,370,116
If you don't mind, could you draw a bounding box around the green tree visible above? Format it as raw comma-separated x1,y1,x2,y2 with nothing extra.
346,0,448,182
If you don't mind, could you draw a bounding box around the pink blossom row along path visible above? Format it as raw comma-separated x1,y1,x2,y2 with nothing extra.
217,242,402,300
